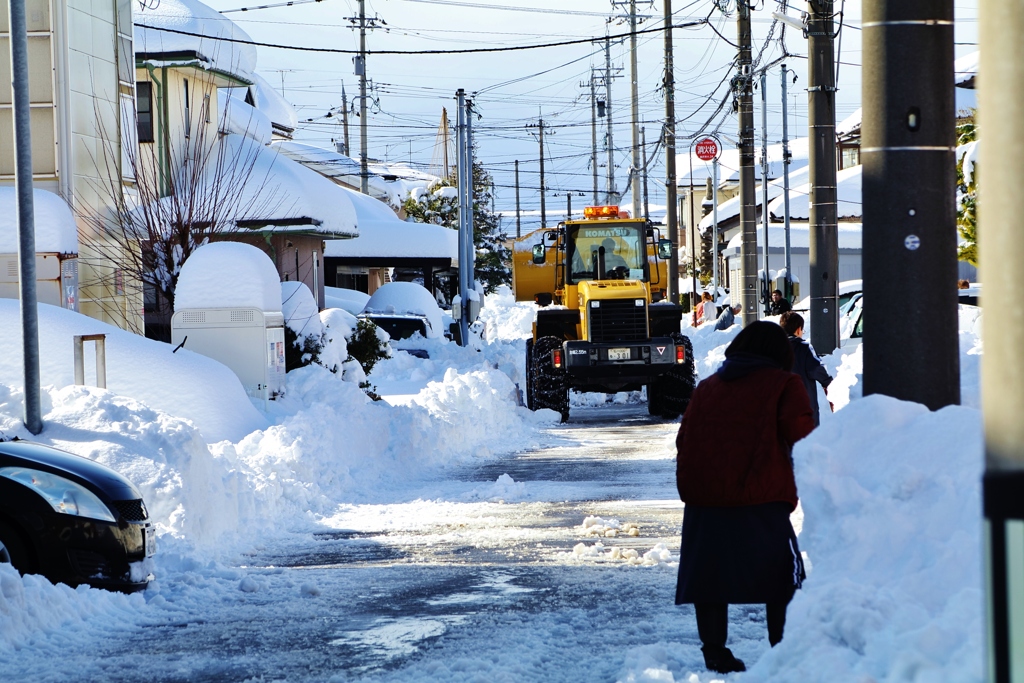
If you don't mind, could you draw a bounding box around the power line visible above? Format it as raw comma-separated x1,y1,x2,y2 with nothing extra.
133,18,708,56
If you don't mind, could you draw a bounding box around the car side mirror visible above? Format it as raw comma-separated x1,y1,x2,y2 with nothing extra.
532,244,546,265
658,239,672,260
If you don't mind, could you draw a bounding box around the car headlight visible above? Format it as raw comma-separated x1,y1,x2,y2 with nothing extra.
0,467,116,523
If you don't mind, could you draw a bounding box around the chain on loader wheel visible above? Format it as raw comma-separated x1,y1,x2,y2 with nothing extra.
648,333,697,420
524,337,535,410
530,336,569,422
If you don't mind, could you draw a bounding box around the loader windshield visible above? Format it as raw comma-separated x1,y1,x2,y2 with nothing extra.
566,223,646,284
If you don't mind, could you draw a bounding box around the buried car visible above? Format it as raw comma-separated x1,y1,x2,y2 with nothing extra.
360,282,447,356
0,440,154,592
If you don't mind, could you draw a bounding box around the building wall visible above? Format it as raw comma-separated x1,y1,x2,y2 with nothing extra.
0,0,143,332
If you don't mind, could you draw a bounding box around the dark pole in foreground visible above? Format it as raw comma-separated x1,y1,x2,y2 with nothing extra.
807,0,839,352
514,159,521,238
8,0,43,435
663,0,679,304
861,0,959,409
980,4,1024,681
737,1,758,324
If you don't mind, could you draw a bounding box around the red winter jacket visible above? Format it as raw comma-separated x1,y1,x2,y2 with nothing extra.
676,366,815,511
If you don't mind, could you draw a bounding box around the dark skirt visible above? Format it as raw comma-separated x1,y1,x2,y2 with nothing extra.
675,501,806,605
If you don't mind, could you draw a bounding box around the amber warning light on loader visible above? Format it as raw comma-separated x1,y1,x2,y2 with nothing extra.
583,205,623,219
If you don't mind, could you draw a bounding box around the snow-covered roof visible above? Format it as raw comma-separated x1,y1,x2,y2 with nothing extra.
175,241,283,312
135,0,256,85
767,164,863,222
955,51,979,88
323,199,460,263
219,96,272,145
363,281,443,337
272,141,398,204
724,222,863,252
698,165,811,232
248,73,299,132
679,137,810,185
0,187,78,253
836,108,862,138
190,134,359,238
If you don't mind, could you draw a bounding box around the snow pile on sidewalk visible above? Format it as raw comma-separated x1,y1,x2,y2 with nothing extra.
744,395,984,681
477,285,536,341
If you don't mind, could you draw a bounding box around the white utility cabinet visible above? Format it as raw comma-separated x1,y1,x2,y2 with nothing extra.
171,307,286,401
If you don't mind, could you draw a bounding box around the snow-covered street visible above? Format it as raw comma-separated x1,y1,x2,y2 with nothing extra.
3,404,753,682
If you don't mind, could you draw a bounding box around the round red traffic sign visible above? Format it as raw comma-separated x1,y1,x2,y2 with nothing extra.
695,137,720,161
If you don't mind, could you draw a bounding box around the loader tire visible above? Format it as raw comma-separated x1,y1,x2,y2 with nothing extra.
530,336,569,423
648,332,697,420
524,337,535,410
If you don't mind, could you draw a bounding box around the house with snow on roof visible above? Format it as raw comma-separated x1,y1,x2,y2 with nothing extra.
0,0,141,330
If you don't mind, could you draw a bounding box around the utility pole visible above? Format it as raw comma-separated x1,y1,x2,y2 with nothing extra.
663,0,679,304
641,125,650,220
611,0,645,218
807,0,838,350
514,159,522,238
862,0,958,407
737,0,758,324
455,89,470,346
712,156,719,293
604,30,618,205
341,82,350,156
8,0,42,434
465,98,476,289
351,0,373,194
527,115,548,228
980,3,1024,680
760,70,771,315
590,70,599,204
781,64,793,297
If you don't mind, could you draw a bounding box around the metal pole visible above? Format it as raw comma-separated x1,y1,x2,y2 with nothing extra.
761,69,771,315
737,1,758,325
689,141,698,326
591,70,599,204
980,3,1024,679
357,0,369,194
514,159,521,238
781,64,793,294
8,0,42,434
712,157,719,294
341,82,350,156
641,126,650,220
663,0,679,304
807,0,839,351
605,30,617,205
538,115,546,228
862,0,958,408
465,98,476,289
566,193,572,220
455,89,469,346
628,0,642,219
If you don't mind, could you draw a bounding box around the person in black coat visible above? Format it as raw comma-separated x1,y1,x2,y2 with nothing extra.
780,312,833,425
769,289,792,316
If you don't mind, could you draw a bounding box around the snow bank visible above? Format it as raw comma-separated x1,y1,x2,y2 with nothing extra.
0,187,78,253
281,281,322,338
744,396,983,682
175,241,282,312
0,301,266,443
478,285,536,340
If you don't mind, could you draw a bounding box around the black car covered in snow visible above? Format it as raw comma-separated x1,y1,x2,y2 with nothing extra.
0,440,154,592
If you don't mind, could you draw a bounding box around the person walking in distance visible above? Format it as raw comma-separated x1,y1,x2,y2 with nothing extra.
769,289,792,316
674,322,814,673
780,311,833,426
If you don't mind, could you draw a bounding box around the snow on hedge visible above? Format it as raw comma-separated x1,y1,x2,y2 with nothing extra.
175,241,282,312
0,187,78,254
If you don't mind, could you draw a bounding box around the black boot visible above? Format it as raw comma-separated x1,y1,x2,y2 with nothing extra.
701,645,746,674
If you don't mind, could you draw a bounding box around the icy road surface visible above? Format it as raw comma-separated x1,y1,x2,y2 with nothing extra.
19,405,780,682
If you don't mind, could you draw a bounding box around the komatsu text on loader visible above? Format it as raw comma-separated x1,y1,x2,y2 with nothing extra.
512,205,697,422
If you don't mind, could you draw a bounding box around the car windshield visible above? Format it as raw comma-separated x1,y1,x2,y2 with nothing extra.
364,316,428,341
566,223,646,283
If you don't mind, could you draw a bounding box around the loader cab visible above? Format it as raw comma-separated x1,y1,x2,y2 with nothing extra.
565,221,648,283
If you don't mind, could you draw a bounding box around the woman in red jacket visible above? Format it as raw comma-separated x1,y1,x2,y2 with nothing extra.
675,321,815,674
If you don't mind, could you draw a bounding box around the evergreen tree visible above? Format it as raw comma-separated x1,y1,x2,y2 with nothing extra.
956,119,978,267
403,160,511,293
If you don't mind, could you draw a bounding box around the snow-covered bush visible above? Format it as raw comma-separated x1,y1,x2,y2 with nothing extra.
281,282,326,371
346,319,391,377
